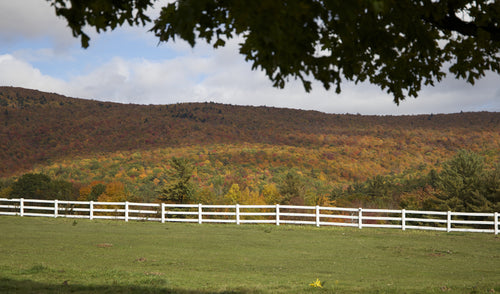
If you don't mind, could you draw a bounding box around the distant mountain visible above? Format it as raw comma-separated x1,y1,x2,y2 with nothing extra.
1,86,499,179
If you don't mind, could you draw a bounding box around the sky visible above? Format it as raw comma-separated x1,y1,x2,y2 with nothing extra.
0,0,499,115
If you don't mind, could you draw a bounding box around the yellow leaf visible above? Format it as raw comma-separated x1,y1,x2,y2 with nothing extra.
309,278,323,288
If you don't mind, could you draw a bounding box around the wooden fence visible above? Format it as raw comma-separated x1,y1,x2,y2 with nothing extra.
0,198,498,234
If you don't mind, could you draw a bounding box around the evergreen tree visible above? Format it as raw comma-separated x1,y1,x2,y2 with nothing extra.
278,171,304,205
483,163,500,212
158,157,195,204
434,150,492,212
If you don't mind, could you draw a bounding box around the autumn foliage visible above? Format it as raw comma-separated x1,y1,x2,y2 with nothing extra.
0,87,499,210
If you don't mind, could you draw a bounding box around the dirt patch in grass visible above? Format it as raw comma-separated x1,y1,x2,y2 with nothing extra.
96,243,113,248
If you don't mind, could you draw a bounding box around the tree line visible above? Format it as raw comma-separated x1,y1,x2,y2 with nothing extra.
1,150,498,212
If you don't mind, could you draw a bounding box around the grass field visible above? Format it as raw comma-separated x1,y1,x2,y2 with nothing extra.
0,216,498,293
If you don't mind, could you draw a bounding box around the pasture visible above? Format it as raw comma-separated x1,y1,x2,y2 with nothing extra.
0,216,498,293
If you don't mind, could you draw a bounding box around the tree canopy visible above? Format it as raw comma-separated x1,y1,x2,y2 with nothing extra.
10,173,78,200
48,0,500,103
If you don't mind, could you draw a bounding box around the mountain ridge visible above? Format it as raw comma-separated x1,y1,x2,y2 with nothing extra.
1,86,499,179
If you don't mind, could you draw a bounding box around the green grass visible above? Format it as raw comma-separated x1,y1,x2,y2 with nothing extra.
0,216,498,293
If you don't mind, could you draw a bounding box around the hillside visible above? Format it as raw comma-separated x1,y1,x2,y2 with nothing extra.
0,86,499,207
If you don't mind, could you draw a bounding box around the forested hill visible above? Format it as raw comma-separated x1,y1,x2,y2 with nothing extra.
0,86,499,179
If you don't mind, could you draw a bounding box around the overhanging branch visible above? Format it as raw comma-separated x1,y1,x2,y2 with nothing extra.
424,11,500,42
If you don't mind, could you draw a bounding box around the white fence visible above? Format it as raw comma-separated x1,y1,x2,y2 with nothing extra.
0,198,498,234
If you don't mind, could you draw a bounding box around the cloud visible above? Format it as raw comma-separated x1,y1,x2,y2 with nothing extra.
0,54,66,92
0,0,76,50
0,0,172,52
1,43,499,115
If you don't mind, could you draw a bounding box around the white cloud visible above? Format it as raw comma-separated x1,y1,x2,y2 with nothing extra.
2,43,499,115
0,0,172,52
0,0,76,51
0,54,66,92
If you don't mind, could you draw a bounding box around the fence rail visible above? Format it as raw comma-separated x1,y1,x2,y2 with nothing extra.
0,198,498,234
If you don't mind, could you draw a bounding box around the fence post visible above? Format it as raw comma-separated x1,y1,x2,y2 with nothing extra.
54,200,58,218
236,204,240,225
20,198,24,217
494,212,498,235
358,208,363,229
89,201,94,220
315,205,320,227
276,204,280,226
125,201,129,222
198,204,203,224
161,203,165,223
447,211,451,232
401,209,406,231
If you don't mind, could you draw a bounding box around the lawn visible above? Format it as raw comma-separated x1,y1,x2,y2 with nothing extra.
0,216,498,293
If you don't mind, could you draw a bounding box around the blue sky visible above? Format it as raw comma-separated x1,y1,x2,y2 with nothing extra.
1,0,499,115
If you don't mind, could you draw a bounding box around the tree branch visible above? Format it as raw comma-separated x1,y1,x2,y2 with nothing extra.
425,11,500,42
